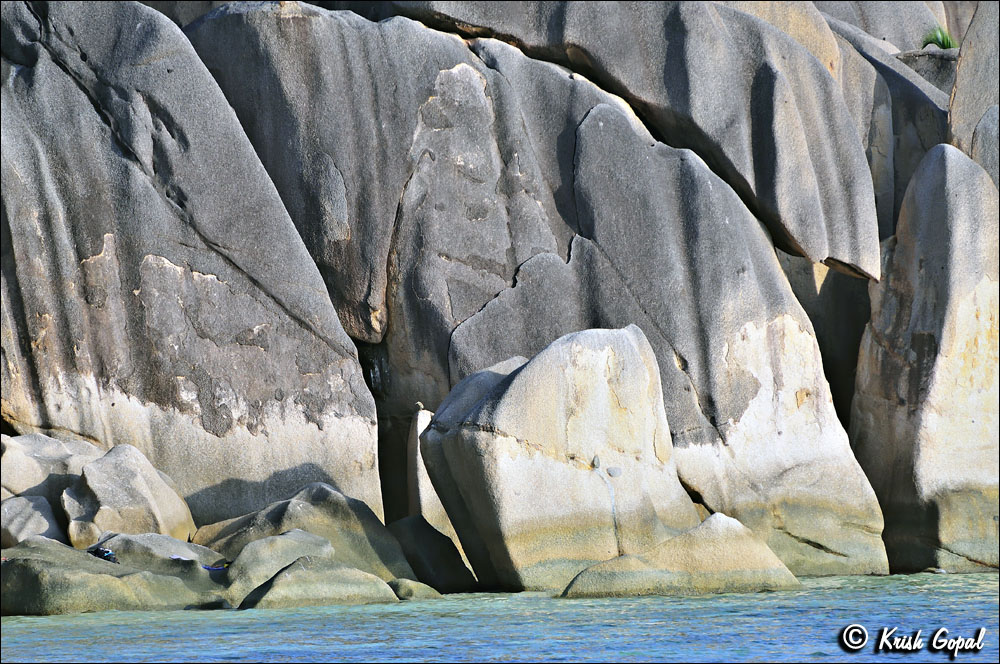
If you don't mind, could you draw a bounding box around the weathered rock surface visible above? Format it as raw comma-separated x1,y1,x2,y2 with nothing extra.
387,515,477,593
0,0,381,525
949,1,1000,154
60,444,196,549
359,0,881,278
242,559,399,609
0,433,102,511
1,536,225,615
814,1,943,52
561,514,800,598
224,529,337,607
424,326,704,591
193,482,415,582
1,495,65,547
448,104,888,576
851,144,999,573
972,105,999,187
896,47,959,94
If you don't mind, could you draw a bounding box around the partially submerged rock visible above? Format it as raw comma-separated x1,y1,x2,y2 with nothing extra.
242,559,399,610
851,144,999,573
193,483,415,582
423,326,701,591
61,444,196,549
1,536,225,615
388,577,442,601
224,529,336,607
561,514,800,598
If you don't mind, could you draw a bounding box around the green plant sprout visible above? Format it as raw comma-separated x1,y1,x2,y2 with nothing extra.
922,25,957,49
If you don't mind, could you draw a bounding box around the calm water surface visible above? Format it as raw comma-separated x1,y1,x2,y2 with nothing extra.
2,574,998,662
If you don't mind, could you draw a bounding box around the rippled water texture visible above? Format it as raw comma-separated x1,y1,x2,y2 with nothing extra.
2,574,998,662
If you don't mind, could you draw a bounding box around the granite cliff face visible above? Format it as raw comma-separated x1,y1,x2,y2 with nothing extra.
2,0,997,614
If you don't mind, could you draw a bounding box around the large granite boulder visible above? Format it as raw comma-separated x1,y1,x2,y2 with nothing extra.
448,104,888,576
1,536,225,615
718,1,843,81
423,326,705,591
814,1,944,52
61,444,197,548
851,144,999,573
241,559,399,609
949,1,1000,155
97,532,226,573
0,0,381,525
1,495,65,547
826,13,950,230
0,433,102,509
358,0,881,278
561,514,800,598
223,529,337,607
193,482,415,582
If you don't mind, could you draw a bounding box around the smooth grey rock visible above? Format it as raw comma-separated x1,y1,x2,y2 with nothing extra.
425,326,705,591
942,1,980,45
717,1,843,81
561,514,800,598
1,536,224,615
387,515,477,594
362,0,881,278
0,0,381,525
834,31,895,238
896,48,959,93
242,559,399,609
225,529,336,607
949,1,1000,154
0,433,103,516
1,495,65,547
814,1,943,52
826,13,950,229
851,144,999,573
193,482,415,582
61,444,196,549
387,577,442,600
971,105,999,187
449,104,888,576
97,532,225,574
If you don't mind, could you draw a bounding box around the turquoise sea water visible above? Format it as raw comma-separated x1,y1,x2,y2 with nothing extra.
2,574,998,662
